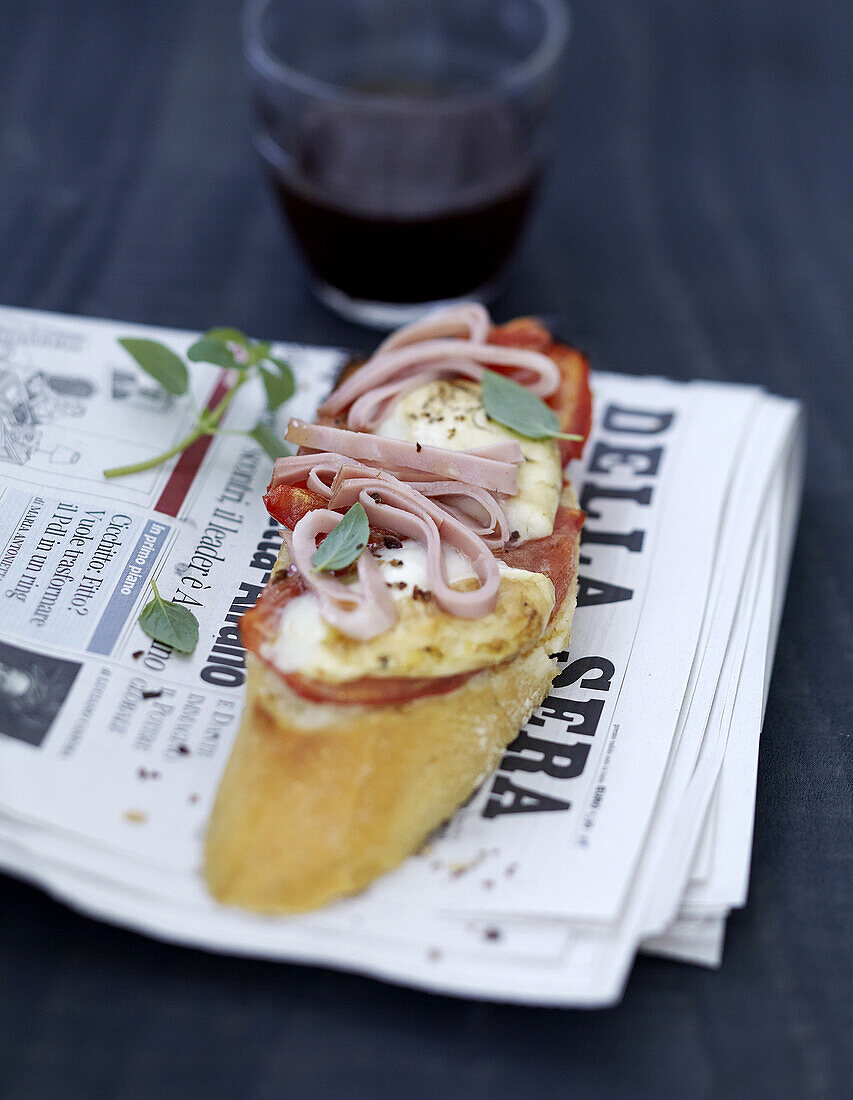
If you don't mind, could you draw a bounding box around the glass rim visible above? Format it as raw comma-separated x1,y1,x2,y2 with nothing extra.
243,0,571,107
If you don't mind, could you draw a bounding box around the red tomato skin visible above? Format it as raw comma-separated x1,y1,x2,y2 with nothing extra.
495,505,585,616
489,319,592,464
263,483,327,529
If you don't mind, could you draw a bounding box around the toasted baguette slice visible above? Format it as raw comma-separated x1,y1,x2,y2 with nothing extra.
204,487,580,914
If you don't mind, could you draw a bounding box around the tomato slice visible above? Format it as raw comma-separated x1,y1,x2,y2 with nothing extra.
489,319,592,465
239,572,304,655
546,344,592,464
488,317,553,354
496,505,585,616
264,482,327,530
282,670,473,706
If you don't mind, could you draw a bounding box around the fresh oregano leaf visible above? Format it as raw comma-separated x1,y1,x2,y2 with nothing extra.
481,369,583,442
269,356,293,378
259,364,295,410
119,338,188,396
247,340,272,366
107,325,297,480
249,422,290,460
187,338,238,368
205,327,249,347
138,579,199,653
311,503,369,572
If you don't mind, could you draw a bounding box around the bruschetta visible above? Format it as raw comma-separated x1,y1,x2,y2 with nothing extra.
204,305,591,912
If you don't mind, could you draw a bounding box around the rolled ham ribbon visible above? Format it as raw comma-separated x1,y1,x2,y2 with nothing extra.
405,481,511,548
287,466,502,638
271,452,511,548
318,303,561,432
374,302,491,354
288,510,396,641
284,419,522,497
327,468,500,621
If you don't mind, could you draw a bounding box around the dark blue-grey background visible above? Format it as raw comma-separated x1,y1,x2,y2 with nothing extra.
0,0,850,1095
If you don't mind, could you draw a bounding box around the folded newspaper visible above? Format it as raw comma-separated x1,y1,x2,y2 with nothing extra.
0,305,804,1006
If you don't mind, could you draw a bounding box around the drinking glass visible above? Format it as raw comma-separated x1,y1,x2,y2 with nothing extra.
244,0,570,327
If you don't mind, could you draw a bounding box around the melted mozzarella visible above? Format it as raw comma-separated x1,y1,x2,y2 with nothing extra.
375,378,562,541
265,540,555,683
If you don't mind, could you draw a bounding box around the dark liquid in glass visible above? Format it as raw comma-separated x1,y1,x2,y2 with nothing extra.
267,90,538,304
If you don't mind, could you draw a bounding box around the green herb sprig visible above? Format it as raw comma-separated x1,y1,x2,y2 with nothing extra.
103,328,294,478
138,578,200,653
311,503,369,573
481,369,583,442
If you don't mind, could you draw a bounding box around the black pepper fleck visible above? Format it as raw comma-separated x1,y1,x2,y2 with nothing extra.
509,531,520,542
176,744,190,756
132,650,144,660
415,442,422,452
141,689,162,700
383,536,403,550
483,927,503,942
412,586,432,602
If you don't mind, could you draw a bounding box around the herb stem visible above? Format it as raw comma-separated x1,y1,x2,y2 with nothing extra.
103,427,205,478
206,370,248,429
103,370,249,478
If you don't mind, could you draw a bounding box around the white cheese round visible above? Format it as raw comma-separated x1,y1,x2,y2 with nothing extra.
375,378,562,542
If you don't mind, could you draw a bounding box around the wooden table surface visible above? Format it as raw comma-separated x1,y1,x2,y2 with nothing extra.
0,0,850,1095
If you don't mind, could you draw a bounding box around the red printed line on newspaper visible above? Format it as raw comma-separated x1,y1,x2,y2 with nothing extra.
154,374,231,517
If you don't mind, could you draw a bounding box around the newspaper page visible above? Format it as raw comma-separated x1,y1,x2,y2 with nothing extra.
642,460,793,963
0,305,804,1005
0,307,339,869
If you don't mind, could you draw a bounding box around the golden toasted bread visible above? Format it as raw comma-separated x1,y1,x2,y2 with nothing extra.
204,489,580,913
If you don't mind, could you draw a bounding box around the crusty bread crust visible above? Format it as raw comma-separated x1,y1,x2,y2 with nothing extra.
204,489,580,912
